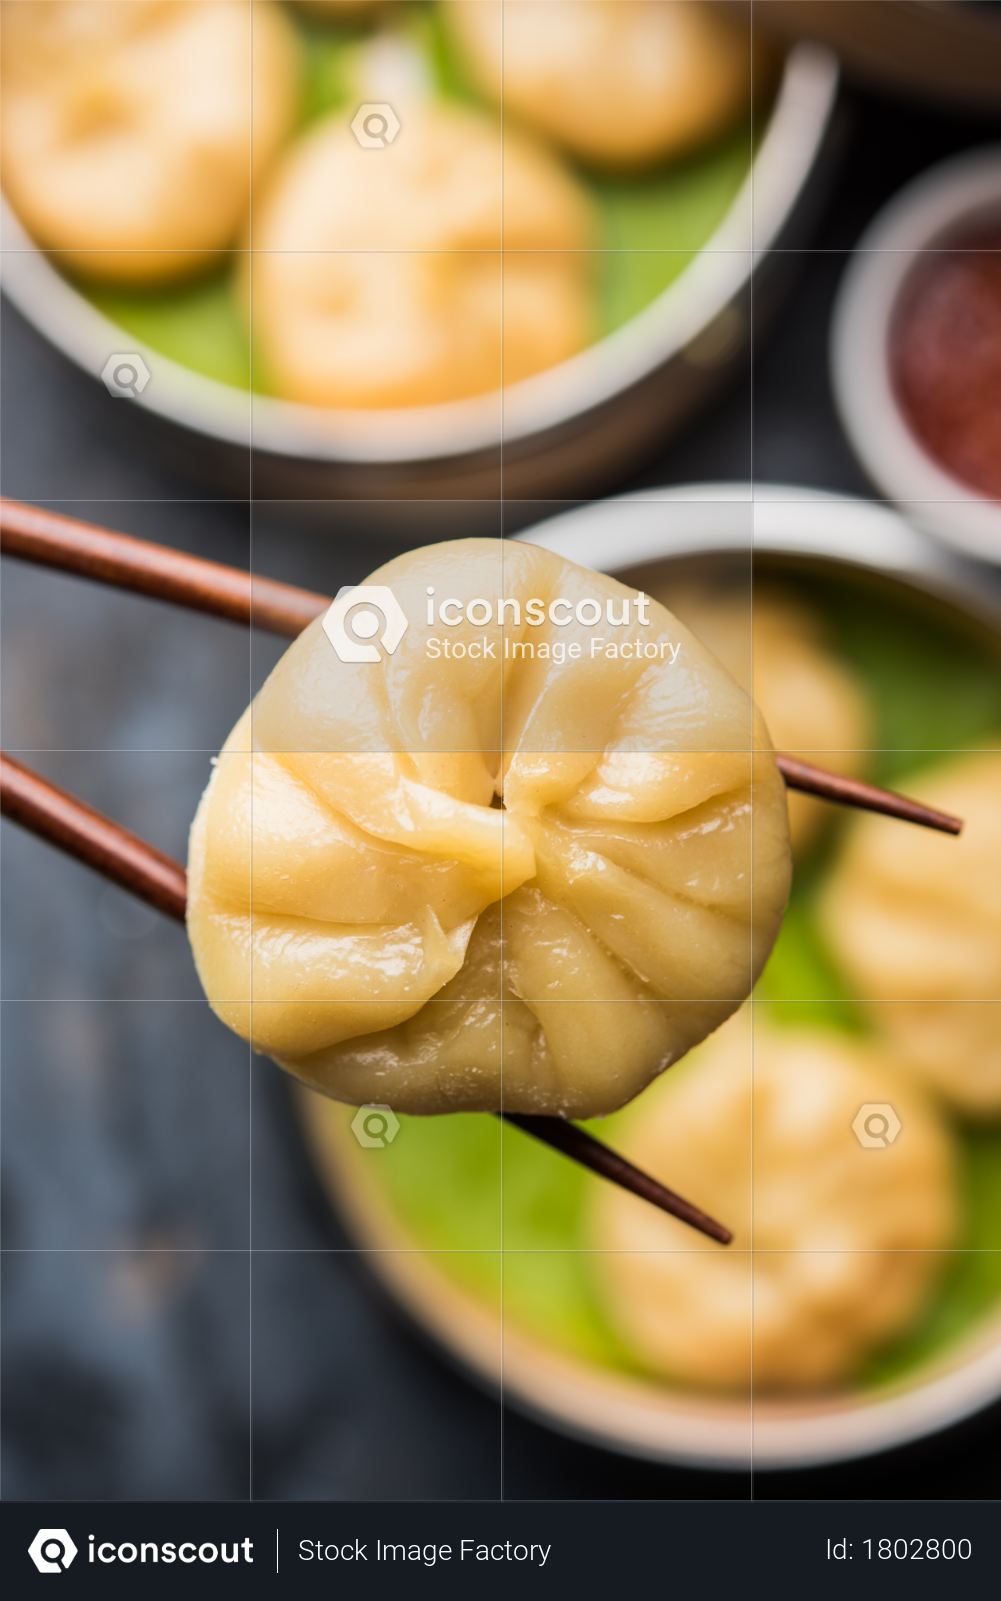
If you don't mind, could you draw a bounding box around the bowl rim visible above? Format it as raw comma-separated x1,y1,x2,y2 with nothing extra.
516,479,1001,625
830,144,1001,564
300,484,1001,1472
0,43,838,466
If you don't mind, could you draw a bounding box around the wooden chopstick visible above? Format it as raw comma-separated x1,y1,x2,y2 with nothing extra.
500,1112,731,1244
0,497,328,637
775,755,962,836
0,751,187,919
0,497,964,836
0,748,731,1245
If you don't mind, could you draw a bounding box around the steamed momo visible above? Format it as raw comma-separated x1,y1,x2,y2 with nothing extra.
821,748,1001,1114
442,0,752,169
0,0,299,283
248,101,595,406
187,540,792,1117
590,1011,957,1389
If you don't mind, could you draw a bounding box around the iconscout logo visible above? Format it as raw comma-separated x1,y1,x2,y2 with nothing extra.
323,586,409,663
29,1531,78,1573
29,1529,254,1570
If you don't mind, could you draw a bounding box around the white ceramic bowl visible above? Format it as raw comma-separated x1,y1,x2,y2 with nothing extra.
0,46,838,502
300,484,1001,1471
831,146,1001,565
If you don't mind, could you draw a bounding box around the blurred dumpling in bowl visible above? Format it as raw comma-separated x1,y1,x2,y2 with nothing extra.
821,748,1001,1115
659,584,873,851
590,1010,957,1390
248,101,596,407
0,0,299,283
443,0,752,169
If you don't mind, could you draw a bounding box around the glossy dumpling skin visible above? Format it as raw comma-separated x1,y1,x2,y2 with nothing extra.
187,539,791,1116
0,0,299,282
443,0,752,170
590,1011,957,1390
821,748,1001,1114
248,100,595,406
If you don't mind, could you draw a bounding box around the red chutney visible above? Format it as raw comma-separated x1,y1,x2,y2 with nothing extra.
890,217,1001,501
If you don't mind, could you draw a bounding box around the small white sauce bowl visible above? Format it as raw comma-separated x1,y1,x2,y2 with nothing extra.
831,145,1001,565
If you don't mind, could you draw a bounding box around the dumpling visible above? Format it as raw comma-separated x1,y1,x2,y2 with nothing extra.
820,748,1001,1114
657,584,874,851
590,1010,957,1389
187,539,792,1117
748,593,872,850
442,0,752,170
248,100,595,406
0,0,299,283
